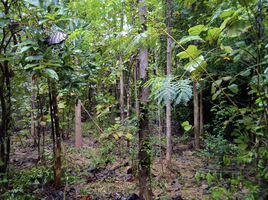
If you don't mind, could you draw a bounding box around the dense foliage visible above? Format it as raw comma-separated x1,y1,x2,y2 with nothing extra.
0,0,268,199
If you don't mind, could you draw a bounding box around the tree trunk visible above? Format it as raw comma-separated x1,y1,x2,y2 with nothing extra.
193,81,200,149
75,99,83,149
134,58,140,120
120,53,124,126
138,1,152,199
166,0,172,180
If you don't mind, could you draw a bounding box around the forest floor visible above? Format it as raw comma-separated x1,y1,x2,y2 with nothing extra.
9,127,255,200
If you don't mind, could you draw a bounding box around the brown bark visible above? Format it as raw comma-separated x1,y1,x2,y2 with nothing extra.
166,0,172,179
134,58,140,119
193,81,200,149
138,1,152,199
75,99,83,149
52,83,61,190
120,53,124,126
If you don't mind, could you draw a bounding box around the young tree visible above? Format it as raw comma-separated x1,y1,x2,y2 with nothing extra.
166,0,172,179
138,0,152,199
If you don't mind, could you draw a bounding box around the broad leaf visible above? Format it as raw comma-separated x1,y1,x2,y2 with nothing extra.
219,9,235,18
177,45,198,59
178,36,204,45
188,25,205,36
228,84,238,93
25,55,43,61
45,68,59,80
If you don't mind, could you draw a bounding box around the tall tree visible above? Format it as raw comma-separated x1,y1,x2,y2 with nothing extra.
138,0,152,199
166,0,172,179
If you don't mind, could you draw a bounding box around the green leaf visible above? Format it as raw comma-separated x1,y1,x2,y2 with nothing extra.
0,57,16,62
201,172,205,179
206,173,213,186
177,45,198,59
188,25,205,36
222,76,233,81
19,46,33,53
178,36,204,45
15,39,38,47
182,121,189,126
240,69,251,77
205,28,221,45
125,133,133,140
219,9,235,18
184,0,197,9
38,18,49,25
227,20,247,37
195,170,200,184
184,55,205,73
212,90,222,100
238,0,255,7
45,68,58,80
213,172,218,181
211,79,222,94
25,55,43,61
24,63,39,69
0,158,4,166
228,84,238,93
238,143,248,150
223,46,233,53
184,125,192,131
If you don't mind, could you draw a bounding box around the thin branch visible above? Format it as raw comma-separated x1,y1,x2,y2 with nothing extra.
81,102,104,134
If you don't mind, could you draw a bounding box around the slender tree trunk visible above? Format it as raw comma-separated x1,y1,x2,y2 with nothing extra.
166,0,172,179
193,81,200,149
138,1,152,199
134,58,139,119
126,58,132,147
200,89,204,137
120,53,124,126
52,84,61,190
75,99,82,148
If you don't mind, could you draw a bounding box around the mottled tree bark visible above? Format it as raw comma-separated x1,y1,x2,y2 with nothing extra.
166,0,172,179
138,0,152,199
75,99,82,149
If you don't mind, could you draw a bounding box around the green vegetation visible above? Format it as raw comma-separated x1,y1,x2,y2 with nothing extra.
0,0,268,199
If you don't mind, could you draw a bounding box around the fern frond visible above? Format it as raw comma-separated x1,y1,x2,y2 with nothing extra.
144,76,193,106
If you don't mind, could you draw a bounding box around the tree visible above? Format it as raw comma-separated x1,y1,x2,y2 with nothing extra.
138,0,152,199
166,0,172,179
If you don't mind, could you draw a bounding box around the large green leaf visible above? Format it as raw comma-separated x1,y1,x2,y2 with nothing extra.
219,9,235,18
45,68,59,80
178,36,204,45
227,20,247,37
188,25,205,36
25,55,43,61
205,28,221,45
228,84,238,93
25,63,39,69
177,45,198,59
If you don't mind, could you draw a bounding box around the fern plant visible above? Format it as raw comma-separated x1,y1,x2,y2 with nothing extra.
144,75,193,105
